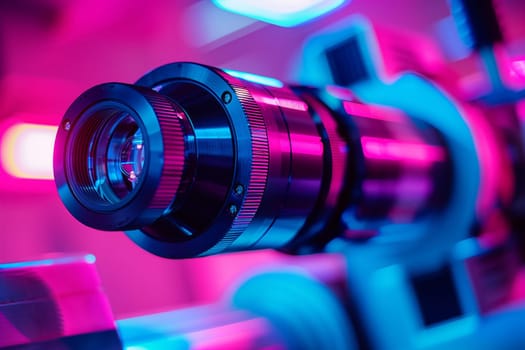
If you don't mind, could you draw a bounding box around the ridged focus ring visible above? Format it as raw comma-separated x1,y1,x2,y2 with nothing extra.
203,80,270,255
137,88,187,210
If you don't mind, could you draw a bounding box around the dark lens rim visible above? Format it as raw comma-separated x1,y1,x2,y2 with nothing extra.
54,83,167,230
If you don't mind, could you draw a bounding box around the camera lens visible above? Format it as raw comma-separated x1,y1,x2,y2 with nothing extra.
54,63,451,258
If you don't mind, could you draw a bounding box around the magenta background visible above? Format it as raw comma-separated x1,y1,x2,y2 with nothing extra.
0,0,489,319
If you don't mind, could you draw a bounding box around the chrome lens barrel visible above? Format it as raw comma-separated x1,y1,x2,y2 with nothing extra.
54,62,451,258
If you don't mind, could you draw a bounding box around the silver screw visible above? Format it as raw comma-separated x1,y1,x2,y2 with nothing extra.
229,204,238,216
234,184,244,196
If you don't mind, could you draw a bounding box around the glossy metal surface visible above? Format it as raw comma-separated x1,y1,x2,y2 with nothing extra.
128,63,327,256
54,62,452,258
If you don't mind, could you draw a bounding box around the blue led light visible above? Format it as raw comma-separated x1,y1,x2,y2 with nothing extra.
212,0,348,27
224,69,284,87
85,254,97,264
0,254,96,270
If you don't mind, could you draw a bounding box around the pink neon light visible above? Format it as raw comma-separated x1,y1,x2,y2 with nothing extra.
253,95,308,111
510,58,525,78
1,123,57,180
361,136,445,163
495,47,525,89
343,101,406,123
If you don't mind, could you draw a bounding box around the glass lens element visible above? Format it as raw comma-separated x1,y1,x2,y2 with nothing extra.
87,112,146,204
113,124,144,192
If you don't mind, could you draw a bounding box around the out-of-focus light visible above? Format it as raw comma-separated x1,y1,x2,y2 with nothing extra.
1,123,57,180
344,101,406,123
361,136,446,163
224,69,284,88
434,16,471,61
494,50,525,90
510,58,525,78
212,0,348,27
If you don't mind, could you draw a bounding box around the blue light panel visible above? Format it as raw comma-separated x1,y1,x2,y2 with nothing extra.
212,0,348,27
224,69,284,87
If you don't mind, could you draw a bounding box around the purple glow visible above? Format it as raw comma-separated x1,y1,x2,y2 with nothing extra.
361,136,445,163
362,178,431,197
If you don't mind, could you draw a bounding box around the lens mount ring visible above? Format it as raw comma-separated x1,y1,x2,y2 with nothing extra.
54,83,187,230
131,62,270,258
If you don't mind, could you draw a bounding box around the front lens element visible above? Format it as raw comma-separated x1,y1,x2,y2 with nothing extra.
103,114,145,201
82,111,146,205
54,82,189,231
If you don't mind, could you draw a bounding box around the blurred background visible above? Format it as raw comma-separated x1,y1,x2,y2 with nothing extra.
0,0,522,321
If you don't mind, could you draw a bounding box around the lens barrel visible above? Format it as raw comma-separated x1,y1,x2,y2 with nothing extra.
54,62,451,258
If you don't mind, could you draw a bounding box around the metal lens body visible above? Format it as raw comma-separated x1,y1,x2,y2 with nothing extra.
54,62,452,258
129,63,327,257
